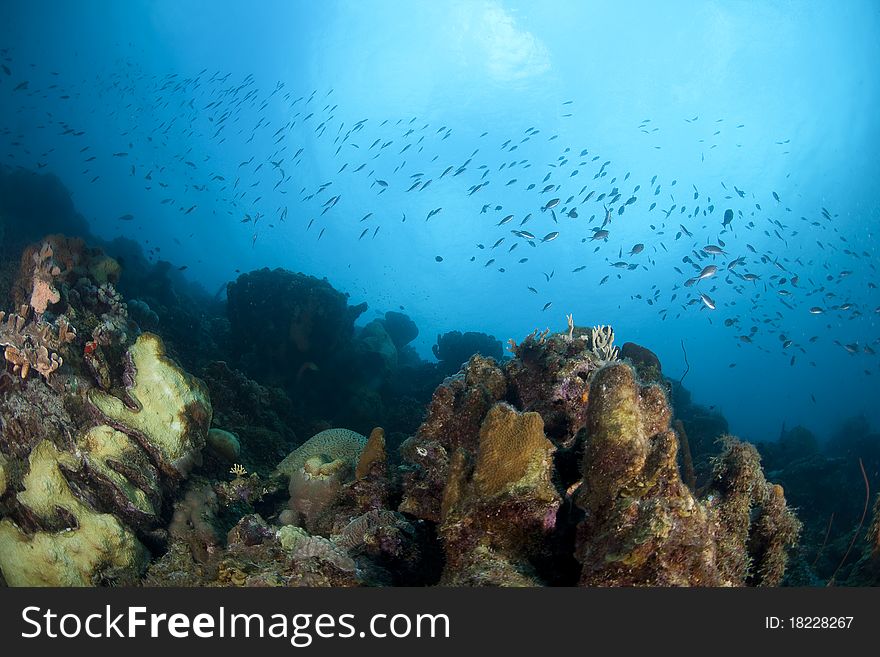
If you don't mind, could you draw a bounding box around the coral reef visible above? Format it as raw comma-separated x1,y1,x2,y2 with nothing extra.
620,341,662,384
226,267,367,388
710,437,804,585
88,332,212,478
399,354,507,522
200,360,302,474
0,212,811,588
168,483,221,563
276,428,367,479
206,427,241,462
845,494,880,586
381,311,418,349
0,306,75,380
753,415,880,584
432,330,503,374
72,424,162,530
277,428,367,533
587,325,619,363
669,380,730,463
25,241,62,315
400,325,800,587
355,319,398,377
438,403,560,585
0,440,148,586
575,364,800,586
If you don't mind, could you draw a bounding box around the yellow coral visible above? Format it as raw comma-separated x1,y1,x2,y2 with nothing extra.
278,525,310,551
473,402,557,501
302,455,347,479
0,440,147,586
88,333,212,477
78,425,157,518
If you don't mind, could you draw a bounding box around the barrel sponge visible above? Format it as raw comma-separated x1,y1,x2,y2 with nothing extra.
88,332,212,477
276,428,367,479
0,440,147,586
473,402,557,501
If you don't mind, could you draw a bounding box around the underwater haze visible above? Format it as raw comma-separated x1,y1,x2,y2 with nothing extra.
2,0,879,444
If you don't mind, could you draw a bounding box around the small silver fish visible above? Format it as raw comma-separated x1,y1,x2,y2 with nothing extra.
696,265,717,280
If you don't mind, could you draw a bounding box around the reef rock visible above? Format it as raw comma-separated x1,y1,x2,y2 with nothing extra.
200,360,301,473
399,354,507,522
206,427,241,462
355,319,398,377
439,403,560,586
432,330,503,373
505,329,607,449
382,311,418,349
620,341,662,383
226,267,367,387
575,363,801,586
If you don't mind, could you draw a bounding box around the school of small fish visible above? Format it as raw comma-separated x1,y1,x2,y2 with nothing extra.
1,46,878,381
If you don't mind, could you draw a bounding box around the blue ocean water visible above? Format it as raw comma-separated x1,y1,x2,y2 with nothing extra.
1,0,878,444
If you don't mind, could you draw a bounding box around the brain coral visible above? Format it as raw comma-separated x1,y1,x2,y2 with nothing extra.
276,428,367,479
276,428,367,533
88,332,212,478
